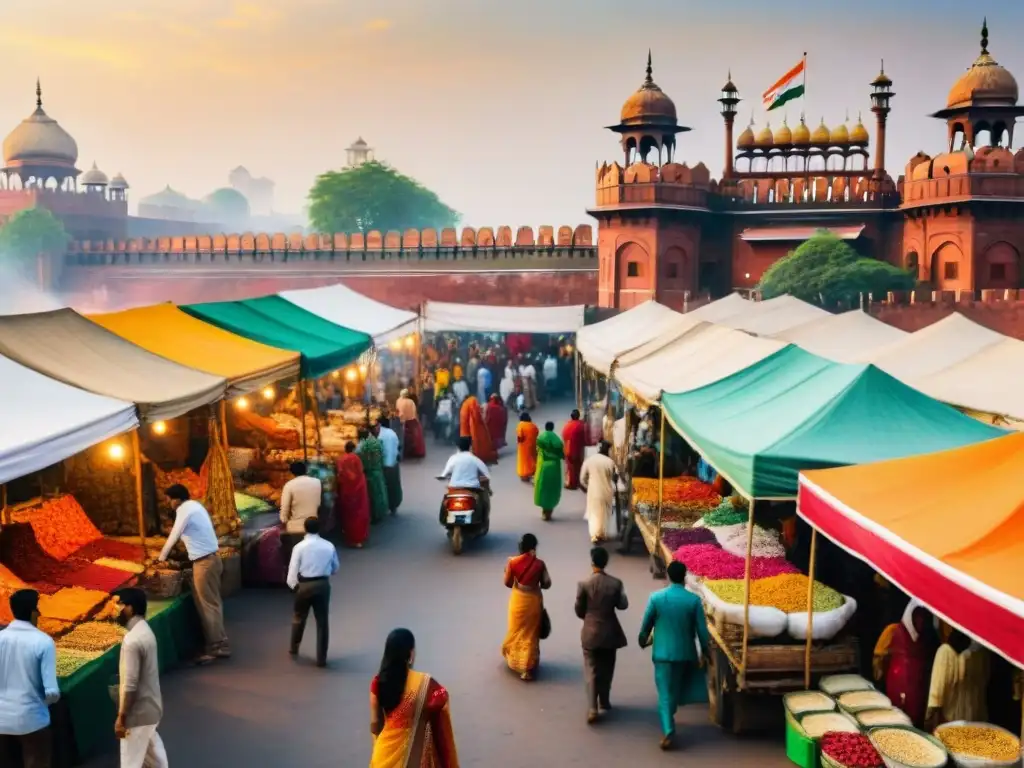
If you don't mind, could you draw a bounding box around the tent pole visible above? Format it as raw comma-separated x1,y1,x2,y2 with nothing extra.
655,409,666,565
298,378,308,462
131,429,147,562
219,400,229,451
739,497,755,688
804,528,818,689
309,379,323,458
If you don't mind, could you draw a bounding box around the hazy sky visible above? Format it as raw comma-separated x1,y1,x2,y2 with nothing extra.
2,0,1021,230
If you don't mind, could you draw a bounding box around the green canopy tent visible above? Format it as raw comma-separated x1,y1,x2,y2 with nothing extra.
660,345,1006,500
182,296,372,379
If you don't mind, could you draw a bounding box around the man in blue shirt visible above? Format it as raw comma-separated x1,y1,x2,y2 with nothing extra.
0,589,59,767
375,417,402,515
638,561,710,751
287,517,340,668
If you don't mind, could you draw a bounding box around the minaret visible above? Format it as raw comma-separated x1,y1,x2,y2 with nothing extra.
36,78,42,110
870,61,894,180
718,72,741,179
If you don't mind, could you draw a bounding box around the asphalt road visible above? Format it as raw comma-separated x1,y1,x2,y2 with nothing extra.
87,400,790,767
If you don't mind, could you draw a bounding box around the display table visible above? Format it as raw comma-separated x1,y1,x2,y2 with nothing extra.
54,593,202,764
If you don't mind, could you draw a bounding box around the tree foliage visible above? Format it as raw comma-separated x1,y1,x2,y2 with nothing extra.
0,207,70,267
308,161,459,234
758,232,915,305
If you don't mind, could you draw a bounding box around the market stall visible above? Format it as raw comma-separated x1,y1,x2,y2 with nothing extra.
278,283,419,347
575,300,686,375
423,300,586,334
684,292,752,322
861,312,1024,427
771,309,908,363
717,295,832,336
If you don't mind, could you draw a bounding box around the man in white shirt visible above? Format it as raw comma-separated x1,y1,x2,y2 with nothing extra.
375,418,402,515
159,484,228,664
287,517,339,668
0,590,59,768
543,354,558,395
519,360,538,408
438,436,492,524
279,461,323,563
114,588,167,768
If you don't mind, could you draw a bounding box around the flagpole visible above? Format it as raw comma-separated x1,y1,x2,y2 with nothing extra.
803,52,808,178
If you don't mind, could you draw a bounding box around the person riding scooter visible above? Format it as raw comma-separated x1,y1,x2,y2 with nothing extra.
437,436,492,525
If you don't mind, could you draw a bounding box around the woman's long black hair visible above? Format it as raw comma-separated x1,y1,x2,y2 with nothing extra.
376,628,416,713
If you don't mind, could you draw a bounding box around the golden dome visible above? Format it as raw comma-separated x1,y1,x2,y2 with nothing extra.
850,114,869,146
810,118,831,145
830,121,850,144
946,22,1018,109
792,116,811,145
755,123,775,147
2,81,78,168
737,122,755,149
620,52,678,125
773,120,793,146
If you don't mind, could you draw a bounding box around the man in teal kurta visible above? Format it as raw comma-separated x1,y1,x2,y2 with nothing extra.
638,560,710,750
533,421,564,520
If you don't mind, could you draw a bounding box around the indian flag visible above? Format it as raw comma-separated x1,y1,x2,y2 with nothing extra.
762,57,805,111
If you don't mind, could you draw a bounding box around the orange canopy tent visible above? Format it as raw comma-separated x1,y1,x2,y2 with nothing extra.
798,432,1024,666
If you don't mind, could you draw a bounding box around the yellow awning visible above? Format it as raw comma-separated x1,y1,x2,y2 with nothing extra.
89,303,300,396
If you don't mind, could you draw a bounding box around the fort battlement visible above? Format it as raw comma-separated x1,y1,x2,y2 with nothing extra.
65,224,595,265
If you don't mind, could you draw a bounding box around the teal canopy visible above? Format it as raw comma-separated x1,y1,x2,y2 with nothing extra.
661,346,1005,499
183,296,372,379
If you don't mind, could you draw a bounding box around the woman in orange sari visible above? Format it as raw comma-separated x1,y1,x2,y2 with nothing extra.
458,396,497,465
335,441,370,548
370,628,459,768
516,412,539,483
501,534,552,681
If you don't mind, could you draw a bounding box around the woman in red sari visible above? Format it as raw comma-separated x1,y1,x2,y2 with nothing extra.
396,389,426,459
485,394,508,451
561,409,586,490
335,441,370,548
459,396,497,465
879,599,937,726
370,628,459,767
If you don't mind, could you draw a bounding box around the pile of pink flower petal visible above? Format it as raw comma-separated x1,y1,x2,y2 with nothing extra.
672,543,799,581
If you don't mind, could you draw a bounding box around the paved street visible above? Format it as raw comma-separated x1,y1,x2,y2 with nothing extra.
89,400,788,767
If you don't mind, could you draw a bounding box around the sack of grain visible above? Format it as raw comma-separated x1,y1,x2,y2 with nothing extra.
787,594,858,641
820,674,874,696
699,582,788,638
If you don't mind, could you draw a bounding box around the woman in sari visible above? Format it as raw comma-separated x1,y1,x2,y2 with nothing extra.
458,396,497,465
335,441,370,548
397,389,427,459
516,412,539,483
501,534,551,681
357,428,390,524
876,599,938,726
370,628,459,768
561,409,586,490
534,422,564,520
485,394,508,451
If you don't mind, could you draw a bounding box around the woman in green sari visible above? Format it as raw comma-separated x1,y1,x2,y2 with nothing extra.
357,427,390,524
534,421,564,520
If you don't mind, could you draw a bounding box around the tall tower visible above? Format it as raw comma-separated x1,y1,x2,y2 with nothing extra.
718,73,741,179
588,53,713,310
870,63,894,181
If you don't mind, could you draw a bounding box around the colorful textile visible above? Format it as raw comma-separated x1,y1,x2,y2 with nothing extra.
533,430,563,511
561,418,586,490
369,671,459,767
358,436,390,524
402,418,426,459
516,421,539,479
335,452,370,547
459,396,497,464
884,621,935,726
485,396,508,450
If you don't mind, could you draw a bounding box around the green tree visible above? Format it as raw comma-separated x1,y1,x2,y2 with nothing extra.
759,231,915,305
308,161,459,233
0,207,70,275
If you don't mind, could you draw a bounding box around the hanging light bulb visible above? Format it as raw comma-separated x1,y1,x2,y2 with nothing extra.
235,396,250,410
107,442,126,460
151,421,168,436
262,386,275,400
404,335,416,349
358,364,368,376
330,370,340,379
345,368,358,382
389,339,402,352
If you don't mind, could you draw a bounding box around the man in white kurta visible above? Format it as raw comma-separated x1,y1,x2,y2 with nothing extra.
580,442,618,543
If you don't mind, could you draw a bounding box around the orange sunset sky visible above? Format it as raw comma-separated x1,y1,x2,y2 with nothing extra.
1,0,1021,229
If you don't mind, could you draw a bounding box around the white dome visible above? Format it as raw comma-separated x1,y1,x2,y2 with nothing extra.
109,172,129,190
2,83,78,168
80,162,108,186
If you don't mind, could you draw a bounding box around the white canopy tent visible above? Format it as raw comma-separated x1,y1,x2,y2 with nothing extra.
0,354,139,485
861,312,1024,423
718,295,832,336
613,321,789,403
684,292,752,322
278,283,419,346
423,301,586,334
772,309,909,362
575,300,686,374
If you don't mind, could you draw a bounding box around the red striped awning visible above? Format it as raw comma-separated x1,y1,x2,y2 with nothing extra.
739,225,865,242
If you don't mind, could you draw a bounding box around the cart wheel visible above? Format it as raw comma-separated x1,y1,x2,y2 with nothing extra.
730,692,747,736
711,647,734,731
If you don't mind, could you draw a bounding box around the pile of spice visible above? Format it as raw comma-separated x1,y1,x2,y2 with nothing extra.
936,723,1021,762
672,544,798,581
12,495,102,561
38,587,109,623
820,732,883,768
661,527,719,551
870,728,947,768
58,620,126,653
74,538,145,563
704,573,845,613
56,648,101,678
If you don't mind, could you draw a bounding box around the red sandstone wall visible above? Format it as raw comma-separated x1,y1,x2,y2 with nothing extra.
870,295,1024,340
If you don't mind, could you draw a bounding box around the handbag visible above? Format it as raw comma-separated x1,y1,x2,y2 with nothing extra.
540,608,552,640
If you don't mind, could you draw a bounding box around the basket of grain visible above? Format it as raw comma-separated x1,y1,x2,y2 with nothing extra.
856,709,912,728
838,689,893,714
934,722,1022,768
821,674,875,696
786,691,838,717
798,711,861,739
869,726,949,768
138,568,182,599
